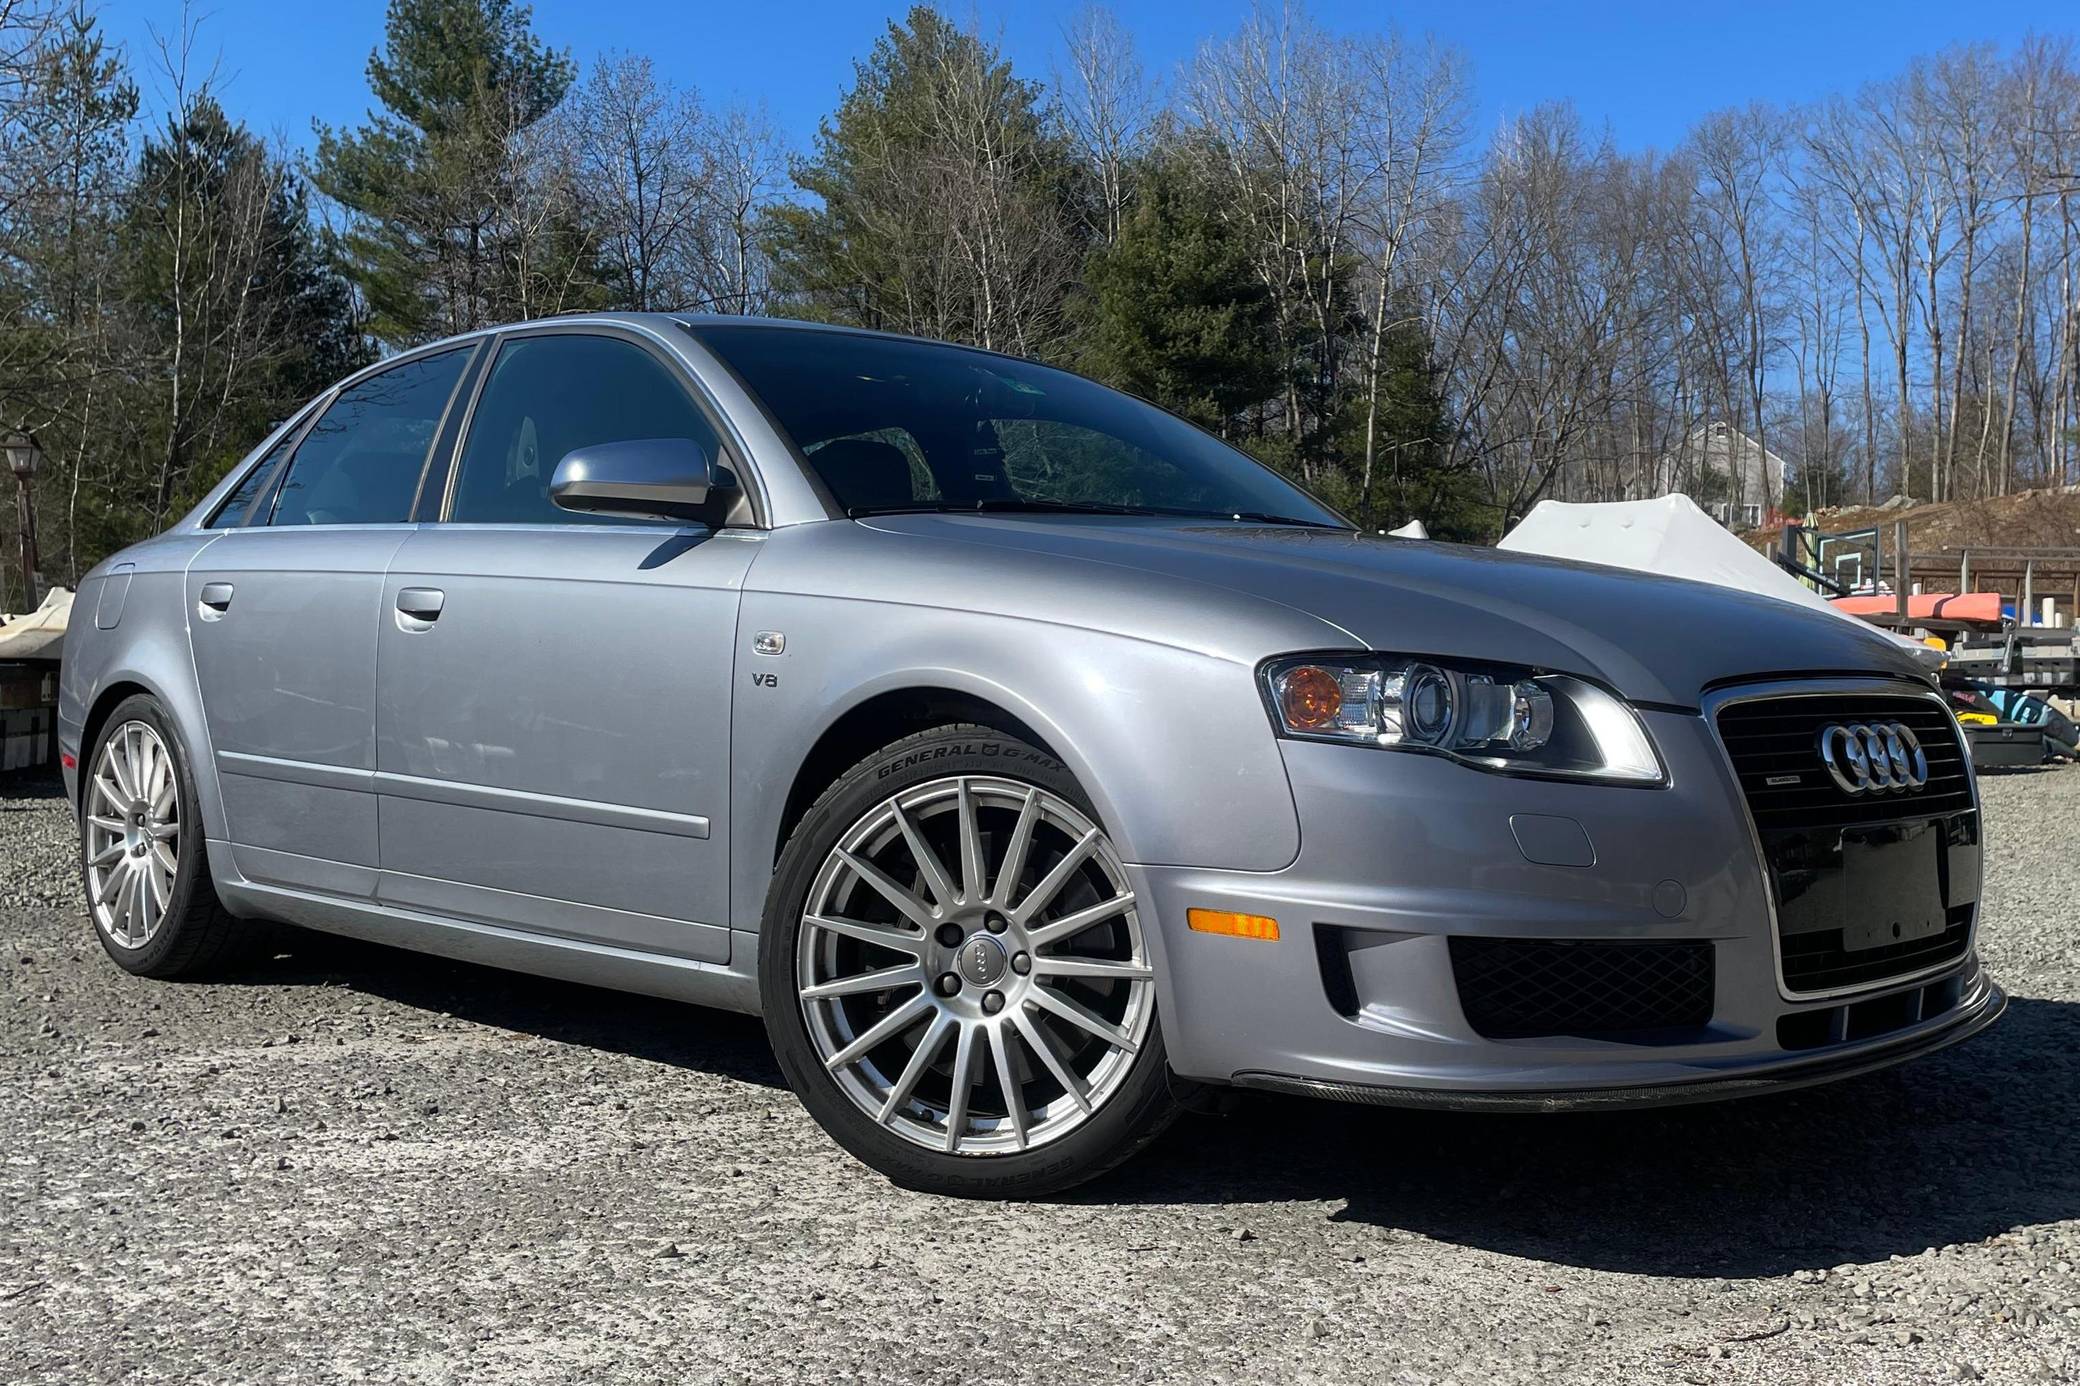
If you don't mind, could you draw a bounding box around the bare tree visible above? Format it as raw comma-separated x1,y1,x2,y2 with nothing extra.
1689,104,1786,517
692,102,787,314
566,53,706,311
916,17,1083,355
1060,4,1149,245
1185,2,1375,481
1348,31,1468,521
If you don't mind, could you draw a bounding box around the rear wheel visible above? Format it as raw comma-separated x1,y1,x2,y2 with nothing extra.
81,694,251,977
760,725,1179,1197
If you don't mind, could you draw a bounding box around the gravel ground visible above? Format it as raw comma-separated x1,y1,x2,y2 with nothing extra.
2,766,2078,1385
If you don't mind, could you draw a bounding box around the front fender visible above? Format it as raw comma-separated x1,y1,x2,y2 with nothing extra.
726,593,1302,934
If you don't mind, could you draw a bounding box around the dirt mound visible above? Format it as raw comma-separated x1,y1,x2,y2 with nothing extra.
1750,487,2080,554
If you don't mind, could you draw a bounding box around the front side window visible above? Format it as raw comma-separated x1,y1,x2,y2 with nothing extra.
696,324,1347,526
269,347,471,526
449,333,722,525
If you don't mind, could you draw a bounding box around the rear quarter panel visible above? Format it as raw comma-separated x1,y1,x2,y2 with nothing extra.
60,534,221,829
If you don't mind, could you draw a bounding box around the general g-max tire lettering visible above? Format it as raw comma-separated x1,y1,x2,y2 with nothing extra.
759,725,1180,1197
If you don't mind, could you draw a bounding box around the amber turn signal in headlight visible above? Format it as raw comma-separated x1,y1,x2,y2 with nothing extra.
1187,908,1281,941
1275,664,1342,730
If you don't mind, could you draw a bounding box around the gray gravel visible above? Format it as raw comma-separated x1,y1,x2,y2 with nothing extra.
2,764,2078,1385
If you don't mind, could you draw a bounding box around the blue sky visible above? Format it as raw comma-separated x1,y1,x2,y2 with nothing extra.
100,0,2061,157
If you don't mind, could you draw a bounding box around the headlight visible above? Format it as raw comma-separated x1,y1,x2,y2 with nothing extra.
1261,654,1664,784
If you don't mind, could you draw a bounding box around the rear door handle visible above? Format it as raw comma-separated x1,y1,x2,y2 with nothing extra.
197,582,234,620
395,587,445,632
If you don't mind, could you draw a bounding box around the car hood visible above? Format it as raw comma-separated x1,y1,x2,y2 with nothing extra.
857,515,1930,707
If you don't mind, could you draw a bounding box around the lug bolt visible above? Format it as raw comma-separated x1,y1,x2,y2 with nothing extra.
1011,952,1031,975
982,990,1005,1015
984,912,1008,934
935,923,964,949
936,972,961,997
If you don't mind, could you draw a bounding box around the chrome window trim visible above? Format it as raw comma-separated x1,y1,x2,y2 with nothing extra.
201,394,333,530
261,341,483,529
1702,676,1981,1004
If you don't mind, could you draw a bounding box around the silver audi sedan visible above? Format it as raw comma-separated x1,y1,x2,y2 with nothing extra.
60,314,2002,1196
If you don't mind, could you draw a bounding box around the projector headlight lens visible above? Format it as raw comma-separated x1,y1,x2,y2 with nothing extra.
1262,655,1662,784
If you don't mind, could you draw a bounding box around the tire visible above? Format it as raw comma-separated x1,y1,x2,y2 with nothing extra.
79,694,253,978
760,724,1180,1198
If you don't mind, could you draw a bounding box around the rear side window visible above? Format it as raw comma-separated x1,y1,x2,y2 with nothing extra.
269,348,471,526
448,334,720,525
205,427,299,528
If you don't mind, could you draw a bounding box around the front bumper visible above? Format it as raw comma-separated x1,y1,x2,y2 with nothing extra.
1232,971,2003,1111
1139,697,1997,1103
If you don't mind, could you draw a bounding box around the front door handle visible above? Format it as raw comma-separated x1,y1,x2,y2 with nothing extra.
395,587,446,632
197,582,234,621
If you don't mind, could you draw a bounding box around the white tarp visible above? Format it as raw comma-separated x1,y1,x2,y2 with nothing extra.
0,586,71,663
1497,495,1943,669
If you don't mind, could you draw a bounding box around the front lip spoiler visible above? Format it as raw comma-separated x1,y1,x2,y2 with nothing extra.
1230,978,2006,1114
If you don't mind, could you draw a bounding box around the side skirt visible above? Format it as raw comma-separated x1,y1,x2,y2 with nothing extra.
211,843,762,1016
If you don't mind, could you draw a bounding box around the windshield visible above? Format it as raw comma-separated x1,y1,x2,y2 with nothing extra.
695,324,1349,527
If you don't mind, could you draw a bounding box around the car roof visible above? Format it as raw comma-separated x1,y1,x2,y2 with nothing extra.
370,314,1061,397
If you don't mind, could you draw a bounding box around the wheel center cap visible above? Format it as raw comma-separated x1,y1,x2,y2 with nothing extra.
955,933,1009,987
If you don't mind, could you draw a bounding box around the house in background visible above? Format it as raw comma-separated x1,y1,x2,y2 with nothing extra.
1650,422,1790,531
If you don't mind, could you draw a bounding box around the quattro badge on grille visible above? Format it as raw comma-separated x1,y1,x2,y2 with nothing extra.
1817,721,1929,794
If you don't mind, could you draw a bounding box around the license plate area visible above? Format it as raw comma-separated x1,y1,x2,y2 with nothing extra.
1763,811,1976,992
1838,823,1945,950
1773,819,1944,940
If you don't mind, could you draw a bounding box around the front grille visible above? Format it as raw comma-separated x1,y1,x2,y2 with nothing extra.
1780,904,1973,993
1449,937,1714,1040
1717,689,1978,996
1716,693,1973,831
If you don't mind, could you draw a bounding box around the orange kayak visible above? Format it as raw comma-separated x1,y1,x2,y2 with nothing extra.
1831,592,2005,625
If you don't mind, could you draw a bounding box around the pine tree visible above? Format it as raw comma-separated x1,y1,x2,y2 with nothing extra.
766,6,1087,355
1076,151,1279,436
1345,309,1482,539
312,0,582,344
0,10,138,594
122,96,367,530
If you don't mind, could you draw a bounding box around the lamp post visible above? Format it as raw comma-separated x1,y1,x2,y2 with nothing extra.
3,430,41,612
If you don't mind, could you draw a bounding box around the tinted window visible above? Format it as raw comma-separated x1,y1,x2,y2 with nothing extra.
269,348,471,526
802,428,940,510
205,426,300,528
698,324,1345,525
450,334,721,525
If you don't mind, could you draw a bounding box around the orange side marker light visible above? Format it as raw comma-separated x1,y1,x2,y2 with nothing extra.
1187,908,1280,941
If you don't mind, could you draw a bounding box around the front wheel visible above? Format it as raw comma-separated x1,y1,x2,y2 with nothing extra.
760,725,1179,1197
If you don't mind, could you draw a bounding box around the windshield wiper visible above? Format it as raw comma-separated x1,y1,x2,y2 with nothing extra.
1195,509,1346,529
847,498,1166,519
847,498,1347,528
972,498,1165,516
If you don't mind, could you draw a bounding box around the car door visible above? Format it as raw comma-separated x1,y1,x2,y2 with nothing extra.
185,345,478,896
372,327,757,963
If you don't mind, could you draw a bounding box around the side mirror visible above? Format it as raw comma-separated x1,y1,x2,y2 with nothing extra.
549,439,734,523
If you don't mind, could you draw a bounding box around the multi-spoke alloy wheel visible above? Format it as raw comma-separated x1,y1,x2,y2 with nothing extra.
85,718,181,950
762,726,1179,1197
78,694,250,979
798,773,1153,1155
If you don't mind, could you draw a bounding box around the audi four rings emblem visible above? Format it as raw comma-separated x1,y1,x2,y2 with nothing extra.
1817,721,1929,794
